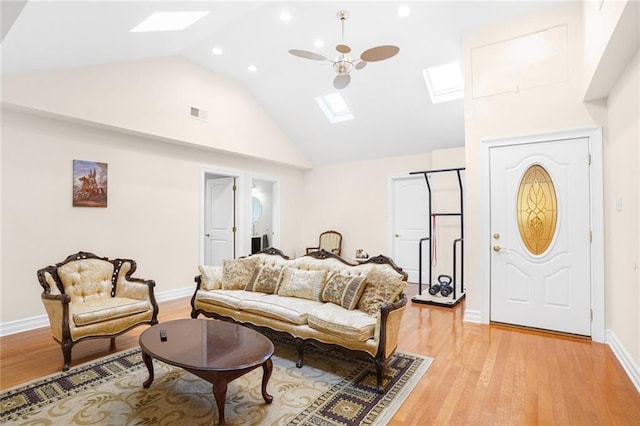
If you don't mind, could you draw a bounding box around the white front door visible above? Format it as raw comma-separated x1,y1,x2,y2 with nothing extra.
205,177,236,266
391,177,430,283
490,138,591,336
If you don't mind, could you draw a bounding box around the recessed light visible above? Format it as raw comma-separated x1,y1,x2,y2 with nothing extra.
211,47,223,56
130,11,209,32
248,65,257,72
397,6,411,17
280,11,292,22
314,39,324,48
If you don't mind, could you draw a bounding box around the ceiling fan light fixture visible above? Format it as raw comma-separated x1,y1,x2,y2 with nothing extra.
289,10,399,89
333,55,354,75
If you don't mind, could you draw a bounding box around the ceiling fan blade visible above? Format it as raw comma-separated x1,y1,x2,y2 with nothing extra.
289,49,327,61
336,44,351,54
355,61,367,70
333,74,351,90
360,45,400,62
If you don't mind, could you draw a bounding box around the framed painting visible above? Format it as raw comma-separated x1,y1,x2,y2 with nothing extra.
72,160,108,207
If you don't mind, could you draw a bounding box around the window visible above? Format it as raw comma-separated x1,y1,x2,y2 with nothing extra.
315,92,354,123
422,61,464,104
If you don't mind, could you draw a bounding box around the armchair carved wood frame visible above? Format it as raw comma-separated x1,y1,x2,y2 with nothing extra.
305,230,343,256
37,251,159,371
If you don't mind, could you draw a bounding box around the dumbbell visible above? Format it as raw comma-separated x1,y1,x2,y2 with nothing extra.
438,275,454,297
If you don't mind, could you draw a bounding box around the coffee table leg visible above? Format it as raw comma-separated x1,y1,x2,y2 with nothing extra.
212,379,228,426
141,351,154,388
261,358,273,404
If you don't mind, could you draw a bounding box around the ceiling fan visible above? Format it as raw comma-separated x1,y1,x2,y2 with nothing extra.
289,10,400,90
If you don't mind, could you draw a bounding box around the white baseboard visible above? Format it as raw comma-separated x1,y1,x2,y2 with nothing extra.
606,329,640,393
0,286,194,337
0,315,50,337
463,309,483,323
154,286,193,303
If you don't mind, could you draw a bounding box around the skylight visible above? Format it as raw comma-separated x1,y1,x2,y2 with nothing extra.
130,11,209,32
422,61,464,104
315,93,354,123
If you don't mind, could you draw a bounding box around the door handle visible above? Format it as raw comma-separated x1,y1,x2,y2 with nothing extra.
493,245,503,252
394,233,400,238
205,233,211,237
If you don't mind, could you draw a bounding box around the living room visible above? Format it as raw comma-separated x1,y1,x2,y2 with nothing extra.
1,0,639,424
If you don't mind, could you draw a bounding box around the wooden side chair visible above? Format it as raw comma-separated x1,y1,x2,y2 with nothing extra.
37,251,159,371
306,230,343,256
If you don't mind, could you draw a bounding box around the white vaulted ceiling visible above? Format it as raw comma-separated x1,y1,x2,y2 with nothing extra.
1,1,562,165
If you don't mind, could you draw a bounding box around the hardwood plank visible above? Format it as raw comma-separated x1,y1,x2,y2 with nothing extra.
2,286,639,425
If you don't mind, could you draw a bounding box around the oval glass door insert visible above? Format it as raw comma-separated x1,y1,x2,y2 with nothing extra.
517,164,558,255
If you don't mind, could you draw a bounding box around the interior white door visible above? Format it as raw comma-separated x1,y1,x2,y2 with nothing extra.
490,138,591,335
392,177,430,283
205,177,235,266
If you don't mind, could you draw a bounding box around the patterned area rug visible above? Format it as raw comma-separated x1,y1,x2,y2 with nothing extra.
1,339,431,425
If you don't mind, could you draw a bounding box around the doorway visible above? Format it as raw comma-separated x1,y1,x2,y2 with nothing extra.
203,172,238,266
389,176,430,283
250,177,280,254
482,129,604,341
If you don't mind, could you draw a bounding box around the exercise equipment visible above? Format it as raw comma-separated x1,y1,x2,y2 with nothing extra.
427,274,454,297
409,167,466,307
437,275,454,297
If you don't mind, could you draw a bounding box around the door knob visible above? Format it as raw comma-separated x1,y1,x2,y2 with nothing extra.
493,245,503,252
394,233,400,238
205,233,211,237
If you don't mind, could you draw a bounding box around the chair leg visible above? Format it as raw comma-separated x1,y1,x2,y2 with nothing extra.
61,339,72,371
375,359,386,394
110,337,116,350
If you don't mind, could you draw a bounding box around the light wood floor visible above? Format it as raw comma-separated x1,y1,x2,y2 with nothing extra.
2,284,639,424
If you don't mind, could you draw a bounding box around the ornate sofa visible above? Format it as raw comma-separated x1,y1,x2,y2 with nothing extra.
191,248,407,393
37,251,159,371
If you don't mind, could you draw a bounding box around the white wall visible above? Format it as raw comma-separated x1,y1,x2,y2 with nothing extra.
1,56,311,169
464,0,640,378
300,147,464,269
300,152,427,260
0,109,305,324
583,0,639,100
464,2,597,317
605,50,639,362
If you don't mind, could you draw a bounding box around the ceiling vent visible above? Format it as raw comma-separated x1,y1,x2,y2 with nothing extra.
190,107,208,122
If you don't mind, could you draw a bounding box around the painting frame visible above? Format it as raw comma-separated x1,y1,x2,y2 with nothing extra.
72,160,108,208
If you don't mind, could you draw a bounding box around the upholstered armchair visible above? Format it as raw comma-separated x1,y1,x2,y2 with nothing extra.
306,230,343,256
37,251,159,371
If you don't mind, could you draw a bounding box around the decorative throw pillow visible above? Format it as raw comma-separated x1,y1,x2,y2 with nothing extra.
321,273,368,310
357,268,407,316
277,268,328,301
198,265,223,290
245,266,284,294
222,257,259,290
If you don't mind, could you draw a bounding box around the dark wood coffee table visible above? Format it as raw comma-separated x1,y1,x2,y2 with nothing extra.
139,319,274,425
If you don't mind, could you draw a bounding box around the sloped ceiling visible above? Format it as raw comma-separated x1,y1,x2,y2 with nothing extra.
1,1,562,165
